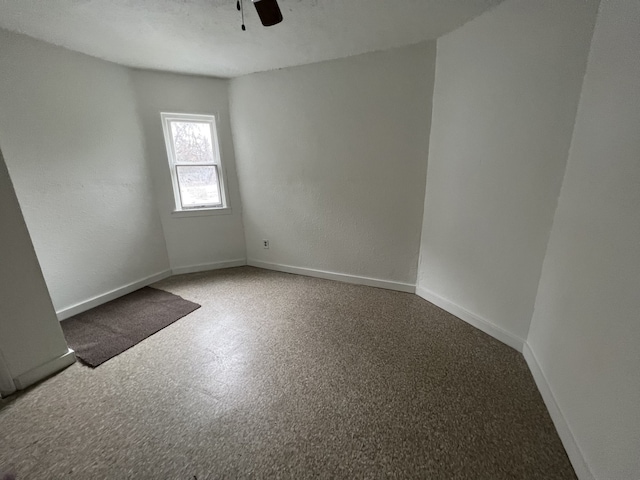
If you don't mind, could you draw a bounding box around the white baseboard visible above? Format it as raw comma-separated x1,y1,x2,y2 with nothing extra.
415,286,524,352
523,343,595,480
0,350,16,397
414,287,594,478
42,257,592,480
247,259,416,293
13,349,76,391
171,258,247,275
56,269,172,320
56,261,248,321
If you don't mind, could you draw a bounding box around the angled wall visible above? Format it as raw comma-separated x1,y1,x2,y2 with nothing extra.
527,1,640,478
230,44,436,289
0,29,170,316
416,0,599,345
0,147,73,395
131,70,246,273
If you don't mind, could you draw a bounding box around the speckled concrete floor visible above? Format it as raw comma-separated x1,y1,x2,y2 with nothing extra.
0,267,575,479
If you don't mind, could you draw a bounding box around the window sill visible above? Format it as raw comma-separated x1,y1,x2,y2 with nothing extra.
171,207,232,218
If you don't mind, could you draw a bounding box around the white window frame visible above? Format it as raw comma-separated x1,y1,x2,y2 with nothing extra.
160,112,230,215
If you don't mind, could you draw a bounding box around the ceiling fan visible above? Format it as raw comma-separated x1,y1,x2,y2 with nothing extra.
237,0,283,30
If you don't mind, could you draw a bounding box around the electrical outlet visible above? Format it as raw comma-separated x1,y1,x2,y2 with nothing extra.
263,239,270,249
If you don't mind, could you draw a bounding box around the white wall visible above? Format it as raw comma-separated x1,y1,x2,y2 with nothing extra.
416,0,599,342
230,44,435,288
0,29,170,314
527,1,640,478
0,147,71,392
131,70,246,271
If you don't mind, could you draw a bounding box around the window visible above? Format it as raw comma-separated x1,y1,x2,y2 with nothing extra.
161,112,228,212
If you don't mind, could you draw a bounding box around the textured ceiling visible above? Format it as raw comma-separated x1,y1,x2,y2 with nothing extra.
0,0,503,77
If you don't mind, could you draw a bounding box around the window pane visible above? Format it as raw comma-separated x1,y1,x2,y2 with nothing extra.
170,121,215,164
176,165,221,208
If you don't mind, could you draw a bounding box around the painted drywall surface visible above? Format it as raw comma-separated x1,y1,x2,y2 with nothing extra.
0,0,502,77
230,44,435,285
131,70,246,270
0,148,69,379
416,0,599,340
527,1,640,478
0,29,170,313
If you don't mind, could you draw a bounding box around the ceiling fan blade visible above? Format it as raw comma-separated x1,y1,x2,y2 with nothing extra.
252,0,283,27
